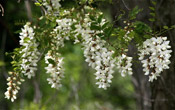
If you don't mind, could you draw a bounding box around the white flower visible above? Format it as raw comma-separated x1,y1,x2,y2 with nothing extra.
19,23,40,79
45,51,64,90
75,14,116,89
138,37,172,82
52,18,74,48
44,18,74,89
123,31,132,42
42,0,61,16
116,54,133,77
4,72,24,102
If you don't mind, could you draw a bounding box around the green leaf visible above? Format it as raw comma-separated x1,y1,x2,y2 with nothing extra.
171,25,175,28
144,34,151,39
133,21,152,35
47,59,56,65
0,61,5,66
89,15,96,21
111,33,116,37
35,2,42,6
149,7,155,11
149,18,155,22
71,24,76,30
151,1,157,6
150,12,155,17
98,14,103,23
116,10,125,21
90,23,101,30
5,52,9,56
24,37,30,43
11,61,16,65
14,67,18,71
50,22,56,28
129,6,143,20
102,22,109,29
163,26,169,29
14,30,21,34
104,26,113,37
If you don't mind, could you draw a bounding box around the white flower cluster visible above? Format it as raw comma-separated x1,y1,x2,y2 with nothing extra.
48,18,74,52
44,18,73,89
4,72,24,102
74,23,82,44
116,54,133,77
83,36,116,90
123,22,133,42
75,14,116,90
54,18,74,41
42,0,61,16
45,51,64,89
19,23,40,79
139,37,172,82
123,30,132,42
74,12,106,44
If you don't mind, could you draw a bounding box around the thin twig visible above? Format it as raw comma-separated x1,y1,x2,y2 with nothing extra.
121,0,130,10
0,4,4,16
32,0,47,15
25,0,33,22
0,30,8,78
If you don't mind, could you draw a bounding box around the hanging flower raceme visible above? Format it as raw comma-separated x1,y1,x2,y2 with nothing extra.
19,22,40,79
45,51,64,89
4,72,24,102
138,37,172,82
49,18,74,51
116,54,133,77
83,35,115,89
44,18,73,89
42,0,61,16
123,30,132,42
54,18,74,41
74,13,116,90
123,22,134,42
